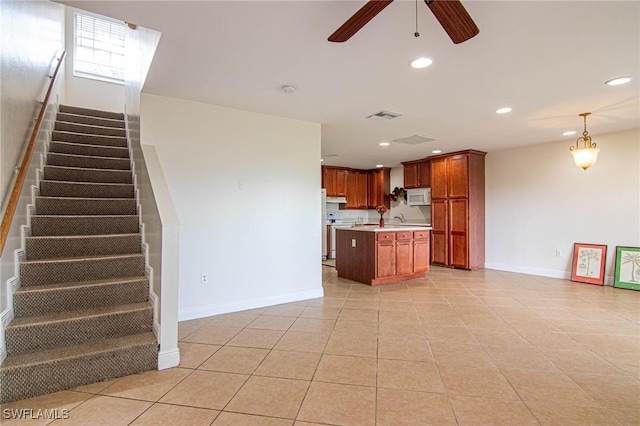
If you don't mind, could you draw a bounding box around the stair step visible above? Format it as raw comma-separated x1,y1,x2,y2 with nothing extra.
44,165,133,184
56,112,125,129
59,105,125,121
0,332,157,403
54,121,126,138
47,152,130,170
52,131,127,148
20,253,145,287
13,276,149,317
26,233,141,260
5,302,152,356
39,180,135,199
30,215,139,236
35,196,137,215
49,141,129,159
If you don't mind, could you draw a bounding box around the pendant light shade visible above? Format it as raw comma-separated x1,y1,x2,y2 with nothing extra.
569,112,600,170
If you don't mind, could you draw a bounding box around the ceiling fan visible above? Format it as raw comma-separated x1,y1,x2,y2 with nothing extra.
328,0,479,44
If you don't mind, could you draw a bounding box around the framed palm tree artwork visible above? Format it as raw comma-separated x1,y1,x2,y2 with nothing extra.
614,246,640,291
571,243,607,285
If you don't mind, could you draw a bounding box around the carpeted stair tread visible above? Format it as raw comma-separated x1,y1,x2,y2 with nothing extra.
20,253,145,287
26,233,141,259
30,215,139,236
7,302,151,328
0,332,157,403
35,196,137,215
54,121,126,137
49,141,130,158
5,302,153,355
39,180,135,199
47,152,130,170
52,131,127,148
44,165,133,184
13,276,149,317
58,105,124,121
1,331,156,369
56,112,125,129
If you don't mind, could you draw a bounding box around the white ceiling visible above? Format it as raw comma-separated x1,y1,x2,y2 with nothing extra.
59,1,639,169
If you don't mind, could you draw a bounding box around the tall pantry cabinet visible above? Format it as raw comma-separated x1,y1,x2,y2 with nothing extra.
430,150,486,270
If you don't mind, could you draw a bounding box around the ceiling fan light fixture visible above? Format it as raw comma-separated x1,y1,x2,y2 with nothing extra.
410,57,433,69
605,76,632,86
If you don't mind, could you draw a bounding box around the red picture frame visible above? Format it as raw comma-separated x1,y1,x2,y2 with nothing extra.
571,243,607,285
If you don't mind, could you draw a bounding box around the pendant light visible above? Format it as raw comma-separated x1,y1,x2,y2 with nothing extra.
569,112,600,170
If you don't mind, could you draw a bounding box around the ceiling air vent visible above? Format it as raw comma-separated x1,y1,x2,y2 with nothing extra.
367,110,402,120
393,134,436,145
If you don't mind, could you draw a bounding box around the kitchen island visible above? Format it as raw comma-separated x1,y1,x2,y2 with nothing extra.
335,225,431,286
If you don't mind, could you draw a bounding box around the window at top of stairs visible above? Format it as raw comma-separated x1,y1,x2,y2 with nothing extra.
73,11,125,85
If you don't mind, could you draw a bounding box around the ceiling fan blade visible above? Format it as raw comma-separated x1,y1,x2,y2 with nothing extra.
328,0,394,43
425,0,479,44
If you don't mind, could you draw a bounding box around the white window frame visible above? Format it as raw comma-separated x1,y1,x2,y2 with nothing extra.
73,11,126,85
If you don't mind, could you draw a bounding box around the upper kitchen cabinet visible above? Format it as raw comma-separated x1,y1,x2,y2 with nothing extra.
346,169,368,209
367,168,390,209
322,166,347,197
402,159,431,189
429,150,486,270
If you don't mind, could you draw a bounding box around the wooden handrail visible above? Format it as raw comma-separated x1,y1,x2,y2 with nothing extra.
0,51,66,256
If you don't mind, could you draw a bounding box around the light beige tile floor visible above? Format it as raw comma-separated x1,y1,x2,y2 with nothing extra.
2,265,639,425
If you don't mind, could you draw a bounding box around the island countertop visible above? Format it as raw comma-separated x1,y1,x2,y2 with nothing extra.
350,224,432,232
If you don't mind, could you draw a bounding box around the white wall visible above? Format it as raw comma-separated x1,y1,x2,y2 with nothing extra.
0,0,65,362
485,128,640,283
140,94,323,320
63,7,125,112
388,167,430,224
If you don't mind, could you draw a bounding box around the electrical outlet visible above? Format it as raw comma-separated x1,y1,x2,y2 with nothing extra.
351,239,356,248
555,249,562,257
201,273,208,284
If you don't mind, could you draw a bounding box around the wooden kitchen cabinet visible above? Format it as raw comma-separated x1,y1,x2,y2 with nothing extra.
322,166,347,197
345,169,368,209
367,168,390,209
413,230,430,272
402,159,431,189
429,150,485,270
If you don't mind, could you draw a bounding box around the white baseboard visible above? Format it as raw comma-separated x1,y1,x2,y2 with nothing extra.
0,307,14,364
158,347,180,370
484,262,569,279
178,288,324,322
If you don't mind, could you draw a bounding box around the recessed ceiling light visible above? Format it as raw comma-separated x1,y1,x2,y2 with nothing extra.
496,107,512,114
320,158,324,162
379,142,390,146
432,150,442,154
605,76,632,86
410,57,433,69
563,131,577,136
376,164,384,168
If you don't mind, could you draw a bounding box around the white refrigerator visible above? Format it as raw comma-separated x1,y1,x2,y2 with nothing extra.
321,189,327,260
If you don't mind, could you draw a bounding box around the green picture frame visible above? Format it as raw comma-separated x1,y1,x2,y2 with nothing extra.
613,246,640,291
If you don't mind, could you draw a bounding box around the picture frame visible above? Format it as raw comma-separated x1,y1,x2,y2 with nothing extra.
613,246,640,291
571,243,607,285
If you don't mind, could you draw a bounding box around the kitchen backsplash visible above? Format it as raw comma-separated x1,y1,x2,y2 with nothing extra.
327,202,430,224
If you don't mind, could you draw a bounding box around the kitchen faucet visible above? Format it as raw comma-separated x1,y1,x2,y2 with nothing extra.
393,213,405,223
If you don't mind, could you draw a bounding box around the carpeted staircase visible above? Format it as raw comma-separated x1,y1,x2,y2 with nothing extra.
0,105,158,404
